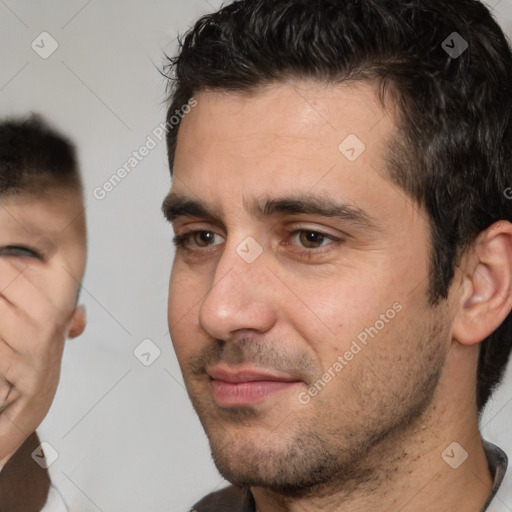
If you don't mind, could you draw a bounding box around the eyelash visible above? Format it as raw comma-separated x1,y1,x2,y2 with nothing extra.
172,229,340,256
0,245,42,260
172,232,220,251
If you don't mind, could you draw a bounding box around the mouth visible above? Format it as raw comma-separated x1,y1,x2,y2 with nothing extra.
207,365,303,407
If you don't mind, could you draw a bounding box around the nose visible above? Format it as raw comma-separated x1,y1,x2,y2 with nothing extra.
198,240,277,340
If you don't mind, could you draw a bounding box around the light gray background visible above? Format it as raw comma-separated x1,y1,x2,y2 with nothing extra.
0,1,511,510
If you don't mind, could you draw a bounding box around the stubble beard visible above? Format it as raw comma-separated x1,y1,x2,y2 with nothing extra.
186,308,450,499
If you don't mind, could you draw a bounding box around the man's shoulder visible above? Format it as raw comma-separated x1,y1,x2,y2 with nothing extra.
192,485,255,512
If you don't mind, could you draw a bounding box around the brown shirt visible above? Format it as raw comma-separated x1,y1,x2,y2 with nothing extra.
193,441,508,512
0,433,50,512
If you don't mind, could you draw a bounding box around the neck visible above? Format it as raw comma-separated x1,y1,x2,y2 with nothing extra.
252,394,493,512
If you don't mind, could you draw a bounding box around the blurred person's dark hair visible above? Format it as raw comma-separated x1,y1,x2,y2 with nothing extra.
0,114,82,197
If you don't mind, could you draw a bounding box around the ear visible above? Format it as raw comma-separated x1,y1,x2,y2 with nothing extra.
452,221,512,346
67,305,87,339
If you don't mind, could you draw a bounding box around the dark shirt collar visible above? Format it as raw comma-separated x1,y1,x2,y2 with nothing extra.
480,440,508,511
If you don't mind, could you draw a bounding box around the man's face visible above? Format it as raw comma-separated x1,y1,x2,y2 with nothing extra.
0,187,87,409
166,82,452,492
0,188,86,310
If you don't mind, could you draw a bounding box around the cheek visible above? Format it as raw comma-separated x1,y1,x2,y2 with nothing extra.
294,268,415,369
25,266,75,316
168,263,199,324
168,264,206,361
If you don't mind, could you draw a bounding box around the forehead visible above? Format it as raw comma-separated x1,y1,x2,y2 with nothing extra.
0,188,86,242
171,80,400,218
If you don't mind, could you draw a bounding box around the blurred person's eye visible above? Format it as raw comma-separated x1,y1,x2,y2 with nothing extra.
0,245,42,259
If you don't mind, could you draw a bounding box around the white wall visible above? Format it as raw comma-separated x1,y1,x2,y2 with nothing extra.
0,1,511,510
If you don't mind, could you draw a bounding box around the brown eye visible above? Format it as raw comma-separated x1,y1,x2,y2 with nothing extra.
298,231,327,249
173,230,224,250
192,231,218,247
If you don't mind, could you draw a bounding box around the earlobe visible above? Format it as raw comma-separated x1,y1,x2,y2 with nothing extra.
68,305,87,339
452,222,512,347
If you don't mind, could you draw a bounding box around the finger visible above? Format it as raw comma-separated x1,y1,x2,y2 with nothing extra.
0,259,55,321
0,300,66,390
0,297,44,355
0,259,79,335
0,336,59,399
0,380,19,414
0,402,37,461
0,337,21,385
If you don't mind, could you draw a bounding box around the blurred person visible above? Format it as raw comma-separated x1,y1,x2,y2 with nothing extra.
0,115,87,511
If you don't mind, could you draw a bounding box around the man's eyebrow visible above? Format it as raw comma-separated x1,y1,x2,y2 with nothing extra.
251,195,379,230
162,192,379,231
162,193,221,223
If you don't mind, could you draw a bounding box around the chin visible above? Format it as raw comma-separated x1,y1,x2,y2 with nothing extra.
206,423,346,493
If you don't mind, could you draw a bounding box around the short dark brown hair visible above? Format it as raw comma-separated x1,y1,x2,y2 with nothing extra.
0,114,82,196
164,0,512,412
